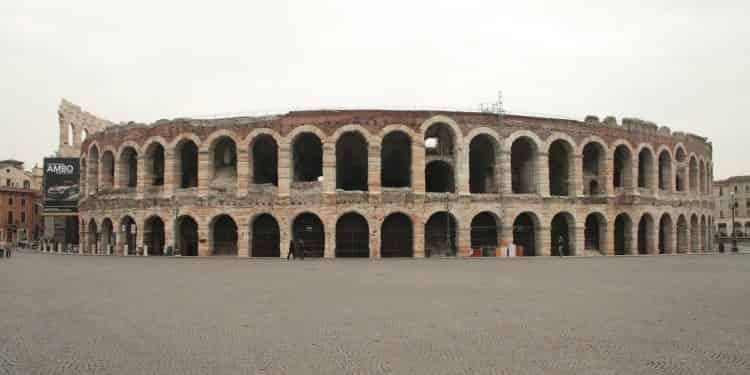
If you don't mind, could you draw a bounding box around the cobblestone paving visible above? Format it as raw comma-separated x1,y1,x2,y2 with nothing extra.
2,253,749,375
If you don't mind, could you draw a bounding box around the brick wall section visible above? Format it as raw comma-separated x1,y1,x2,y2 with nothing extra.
75,107,715,257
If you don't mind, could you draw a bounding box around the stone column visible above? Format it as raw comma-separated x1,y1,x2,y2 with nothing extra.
278,142,291,197
458,215,471,257
368,143,381,195
279,219,291,259
604,157,614,196
136,224,144,256
236,148,249,197
136,156,146,198
238,223,249,257
413,142,425,195
457,144,470,196
163,150,175,198
537,153,549,196
324,218,335,258
198,224,210,256
629,221,639,255
630,159,639,196
648,220,659,255
370,222,380,258
574,225,585,256
573,155,583,197
667,224,677,254
323,142,335,194
499,151,512,195
602,221,614,255
198,150,210,196
537,225,551,256
413,215,425,258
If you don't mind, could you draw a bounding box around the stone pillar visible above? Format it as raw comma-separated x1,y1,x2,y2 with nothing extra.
499,223,513,249
198,224,210,256
458,215,471,256
278,142,291,197
279,219,291,259
413,142,425,195
324,219,335,258
370,222,380,258
163,150,175,197
667,224,677,254
457,144,470,196
238,219,249,257
236,148,249,197
629,159,639,196
602,221,614,255
499,151,512,195
573,155,583,197
198,150,210,196
136,156,146,198
648,220,659,255
368,143,381,195
604,157,614,196
537,226,551,256
413,215,425,258
136,225,144,256
537,153,549,196
80,229,87,254
574,225,585,256
629,221,639,255
323,142,335,194
164,217,174,256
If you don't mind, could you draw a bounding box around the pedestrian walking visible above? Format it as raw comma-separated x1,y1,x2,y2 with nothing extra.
287,239,296,260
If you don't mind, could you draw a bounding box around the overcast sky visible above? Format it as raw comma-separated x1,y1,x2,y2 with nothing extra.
1,0,747,179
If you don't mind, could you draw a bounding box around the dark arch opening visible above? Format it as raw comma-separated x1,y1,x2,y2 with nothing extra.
251,214,280,257
638,148,655,189
336,132,368,191
381,213,413,258
689,158,698,192
121,216,137,255
470,212,499,250
424,123,455,157
613,145,632,190
211,215,237,256
293,133,323,182
381,131,412,188
177,216,198,256
425,161,455,193
178,140,199,188
88,147,100,194
146,143,165,186
551,212,574,256
469,136,497,194
211,137,237,188
659,151,672,191
676,215,688,253
614,214,632,255
293,213,325,258
582,143,605,196
513,213,537,256
425,212,457,257
585,213,604,252
87,219,98,254
690,215,699,252
252,136,278,186
511,137,536,194
101,151,115,190
335,213,369,258
144,216,165,255
101,219,114,254
549,140,572,196
638,214,654,255
120,147,138,189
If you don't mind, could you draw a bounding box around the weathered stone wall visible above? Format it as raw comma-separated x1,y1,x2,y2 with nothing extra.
76,108,715,257
57,99,112,158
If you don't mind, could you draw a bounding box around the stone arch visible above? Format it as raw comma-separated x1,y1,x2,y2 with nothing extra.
468,129,501,194
638,213,656,255
173,137,199,189
508,132,542,194
100,218,114,254
674,144,687,162
614,213,633,255
176,214,199,256
419,115,464,145
688,155,698,193
208,135,238,190
67,123,75,145
332,124,373,145
381,211,414,258
250,213,280,257
612,141,634,192
547,135,576,197
87,218,98,254
87,144,100,194
117,143,139,189
658,213,674,254
246,129,282,187
142,139,167,187
143,215,166,255
581,139,608,196
100,150,115,190
584,211,607,253
209,214,238,256
381,129,412,188
637,144,656,190
424,211,458,257
336,130,369,191
290,131,324,183
291,212,325,258
425,160,455,193
698,159,707,194
119,215,137,255
550,211,576,256
657,147,673,191
690,214,700,253
335,211,370,257
513,211,540,256
700,215,708,252
470,211,500,250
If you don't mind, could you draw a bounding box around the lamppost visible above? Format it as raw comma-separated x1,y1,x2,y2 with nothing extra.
731,192,738,252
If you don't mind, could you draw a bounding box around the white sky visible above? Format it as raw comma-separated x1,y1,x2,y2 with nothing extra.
1,0,748,179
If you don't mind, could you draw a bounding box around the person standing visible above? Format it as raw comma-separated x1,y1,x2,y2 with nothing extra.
287,239,296,260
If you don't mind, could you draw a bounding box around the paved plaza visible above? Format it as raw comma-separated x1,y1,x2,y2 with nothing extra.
1,252,749,375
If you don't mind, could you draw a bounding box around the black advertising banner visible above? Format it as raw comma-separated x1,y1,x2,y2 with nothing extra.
43,158,80,215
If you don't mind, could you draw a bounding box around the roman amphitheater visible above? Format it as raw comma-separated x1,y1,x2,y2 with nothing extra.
65,101,716,258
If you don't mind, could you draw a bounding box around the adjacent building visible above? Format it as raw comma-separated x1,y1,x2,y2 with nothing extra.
0,160,42,247
713,175,750,236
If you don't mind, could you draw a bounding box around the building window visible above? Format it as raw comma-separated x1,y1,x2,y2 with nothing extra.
5,179,10,187
720,211,724,219
23,180,30,189
21,198,25,207
7,212,13,225
20,212,25,224
735,186,739,193
8,195,12,205
719,187,723,196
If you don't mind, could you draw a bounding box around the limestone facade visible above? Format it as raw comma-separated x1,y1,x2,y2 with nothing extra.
76,107,715,258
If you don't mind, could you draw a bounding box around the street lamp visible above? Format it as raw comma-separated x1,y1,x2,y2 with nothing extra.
731,192,738,252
